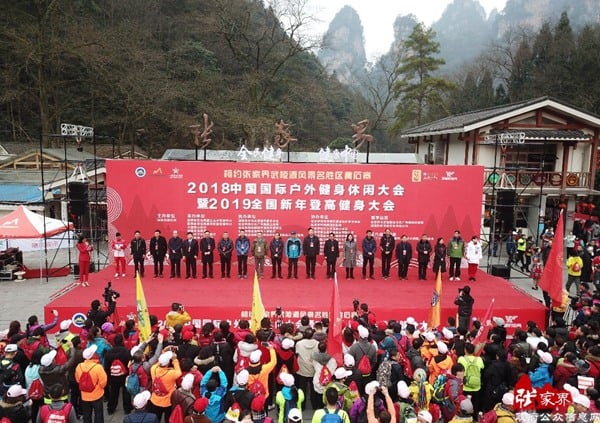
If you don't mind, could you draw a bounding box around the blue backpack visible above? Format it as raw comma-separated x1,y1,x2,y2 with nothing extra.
322,408,342,423
125,363,143,396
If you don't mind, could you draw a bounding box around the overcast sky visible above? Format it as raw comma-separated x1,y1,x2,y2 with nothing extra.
305,0,508,60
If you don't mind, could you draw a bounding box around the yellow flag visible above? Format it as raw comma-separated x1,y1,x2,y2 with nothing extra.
250,271,266,333
136,272,151,342
428,269,442,329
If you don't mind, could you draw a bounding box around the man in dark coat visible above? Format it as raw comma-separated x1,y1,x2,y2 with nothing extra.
380,228,395,280
323,232,339,279
130,230,147,278
168,230,184,278
183,232,199,279
199,231,216,279
303,227,320,279
149,230,167,278
103,334,132,414
416,234,432,280
395,235,412,280
454,286,474,333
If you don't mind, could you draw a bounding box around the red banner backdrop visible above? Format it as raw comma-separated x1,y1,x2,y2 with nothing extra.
106,161,484,244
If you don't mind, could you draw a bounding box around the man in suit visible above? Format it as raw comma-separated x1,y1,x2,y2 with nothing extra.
150,229,167,278
168,230,183,278
130,230,147,278
183,231,199,279
200,230,216,279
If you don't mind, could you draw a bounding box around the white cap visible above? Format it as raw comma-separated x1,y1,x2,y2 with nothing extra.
4,344,17,353
131,345,141,357
343,354,355,367
281,338,295,350
159,351,173,366
397,381,410,399
425,332,435,342
502,392,514,406
334,367,352,380
83,344,98,360
537,350,553,364
573,394,591,409
236,369,249,386
59,320,72,331
280,372,295,387
41,349,57,367
365,381,380,396
250,350,262,363
493,317,505,327
358,325,369,339
417,410,432,423
406,317,417,326
460,398,474,414
437,341,448,355
288,408,302,422
442,328,453,340
133,390,152,409
181,373,195,390
7,385,27,398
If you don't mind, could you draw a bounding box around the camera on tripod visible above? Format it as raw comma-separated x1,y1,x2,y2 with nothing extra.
103,281,120,303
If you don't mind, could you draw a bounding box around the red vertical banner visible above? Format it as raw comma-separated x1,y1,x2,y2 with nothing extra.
328,274,343,365
538,210,564,304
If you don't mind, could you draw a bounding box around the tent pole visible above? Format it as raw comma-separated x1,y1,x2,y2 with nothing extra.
93,133,100,273
40,132,49,283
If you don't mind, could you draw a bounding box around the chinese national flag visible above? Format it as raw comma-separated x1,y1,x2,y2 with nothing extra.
327,273,343,365
538,210,564,305
428,270,442,329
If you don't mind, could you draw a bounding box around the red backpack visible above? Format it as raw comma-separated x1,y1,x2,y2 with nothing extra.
79,364,98,392
39,403,73,423
357,344,372,376
110,359,128,377
28,378,44,400
54,348,68,366
235,351,250,374
22,339,41,360
168,404,184,423
151,368,170,397
318,365,332,386
248,378,266,396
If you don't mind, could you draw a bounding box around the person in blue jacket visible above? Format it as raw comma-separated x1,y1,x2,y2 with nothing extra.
236,230,251,279
200,366,228,423
285,231,302,279
362,230,377,280
528,350,554,388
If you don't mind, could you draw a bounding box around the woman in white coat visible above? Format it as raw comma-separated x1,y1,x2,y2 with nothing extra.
465,235,483,281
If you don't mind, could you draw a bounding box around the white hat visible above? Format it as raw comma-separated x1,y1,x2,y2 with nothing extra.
280,372,295,387
417,410,432,423
460,398,474,414
159,351,173,366
250,350,262,363
281,338,295,350
59,320,72,331
358,325,369,339
493,317,505,327
343,354,355,367
288,408,302,422
0,329,8,341
406,317,417,326
133,390,152,409
83,344,98,360
442,328,454,340
41,349,57,367
181,373,195,390
6,385,27,398
502,392,514,406
424,332,435,342
4,344,17,353
397,381,410,399
236,369,249,386
334,367,352,380
365,381,380,396
413,330,421,338
573,394,591,409
131,345,141,357
537,350,553,364
437,341,448,355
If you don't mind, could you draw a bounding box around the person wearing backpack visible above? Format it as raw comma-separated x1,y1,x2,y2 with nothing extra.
0,344,25,397
276,373,305,423
486,392,516,423
104,334,133,415
312,342,337,408
457,344,483,415
448,397,474,423
39,345,76,405
75,344,107,423
224,370,253,412
149,348,182,423
171,373,197,420
348,326,376,380
0,385,31,423
310,387,350,423
440,364,466,422
408,369,433,413
37,383,78,423
200,366,228,423
566,250,583,294
428,342,454,385
396,381,417,423
25,349,44,423
126,391,159,423
295,329,318,409
376,349,407,402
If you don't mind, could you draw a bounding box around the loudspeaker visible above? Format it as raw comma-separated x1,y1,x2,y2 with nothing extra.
496,190,516,232
491,264,511,279
74,262,95,276
68,182,89,216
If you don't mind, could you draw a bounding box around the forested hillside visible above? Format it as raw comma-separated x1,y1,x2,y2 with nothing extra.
0,0,368,156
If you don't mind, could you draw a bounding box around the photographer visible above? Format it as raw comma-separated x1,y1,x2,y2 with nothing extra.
454,286,474,333
165,303,191,329
87,293,117,328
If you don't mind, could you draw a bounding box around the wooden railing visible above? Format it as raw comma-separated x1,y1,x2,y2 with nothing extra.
483,170,591,189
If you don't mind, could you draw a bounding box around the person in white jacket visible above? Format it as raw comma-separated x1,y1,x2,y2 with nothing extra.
465,235,483,281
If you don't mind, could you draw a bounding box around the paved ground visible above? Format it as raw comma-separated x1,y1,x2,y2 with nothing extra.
0,243,548,423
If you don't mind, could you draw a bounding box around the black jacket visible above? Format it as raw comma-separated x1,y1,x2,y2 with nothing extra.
324,239,339,261
183,238,199,257
103,345,131,377
168,237,184,259
303,235,320,257
416,240,432,263
396,241,413,262
454,293,474,317
87,302,116,328
150,236,167,258
130,238,146,257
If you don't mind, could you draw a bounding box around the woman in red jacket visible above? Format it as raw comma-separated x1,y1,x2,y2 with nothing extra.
77,236,93,287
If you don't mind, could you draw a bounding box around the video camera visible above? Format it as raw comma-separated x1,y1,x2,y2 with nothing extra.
353,298,360,312
103,281,120,303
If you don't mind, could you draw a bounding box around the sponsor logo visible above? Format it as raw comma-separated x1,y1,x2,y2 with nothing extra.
71,312,87,328
504,314,522,329
134,167,146,178
441,171,458,181
153,167,163,175
411,170,421,182
422,172,438,181
169,167,183,179
0,218,18,228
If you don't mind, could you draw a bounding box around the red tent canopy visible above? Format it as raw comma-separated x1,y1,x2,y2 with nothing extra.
0,205,73,238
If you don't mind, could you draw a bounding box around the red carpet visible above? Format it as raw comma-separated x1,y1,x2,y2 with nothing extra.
45,262,546,333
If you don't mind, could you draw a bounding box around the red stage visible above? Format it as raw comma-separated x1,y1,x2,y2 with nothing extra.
45,262,547,333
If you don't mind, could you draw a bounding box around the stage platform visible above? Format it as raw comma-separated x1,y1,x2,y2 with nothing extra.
45,263,547,333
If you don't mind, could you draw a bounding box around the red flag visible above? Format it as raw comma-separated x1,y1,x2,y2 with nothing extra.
473,298,494,355
538,210,564,305
328,273,343,365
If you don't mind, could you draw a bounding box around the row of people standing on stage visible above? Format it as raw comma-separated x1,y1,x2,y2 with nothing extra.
108,229,483,282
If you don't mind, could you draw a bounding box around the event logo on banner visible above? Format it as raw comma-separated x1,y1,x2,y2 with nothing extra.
106,161,483,245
